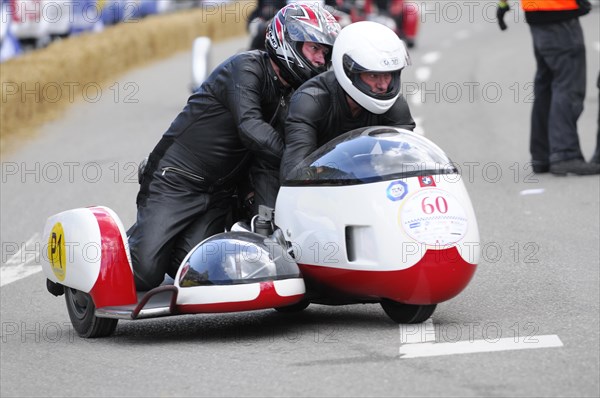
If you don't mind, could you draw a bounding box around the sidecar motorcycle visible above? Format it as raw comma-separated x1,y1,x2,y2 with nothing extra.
42,126,479,338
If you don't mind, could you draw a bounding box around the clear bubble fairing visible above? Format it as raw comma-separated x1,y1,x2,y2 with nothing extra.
284,127,459,185
177,232,301,287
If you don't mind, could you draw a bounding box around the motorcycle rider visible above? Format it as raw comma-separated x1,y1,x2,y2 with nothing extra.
280,21,415,180
247,0,339,50
128,4,340,291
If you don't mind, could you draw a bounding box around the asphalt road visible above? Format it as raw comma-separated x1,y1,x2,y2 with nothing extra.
1,3,599,397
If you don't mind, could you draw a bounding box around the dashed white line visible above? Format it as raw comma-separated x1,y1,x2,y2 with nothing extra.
399,335,563,359
399,320,563,359
1,233,43,287
520,188,546,196
410,90,423,107
454,29,471,40
421,51,441,65
415,67,431,82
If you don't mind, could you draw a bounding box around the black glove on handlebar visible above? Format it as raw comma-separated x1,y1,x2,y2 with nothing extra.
497,1,510,31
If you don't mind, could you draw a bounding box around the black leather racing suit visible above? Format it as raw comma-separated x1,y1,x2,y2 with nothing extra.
128,51,291,290
280,70,416,180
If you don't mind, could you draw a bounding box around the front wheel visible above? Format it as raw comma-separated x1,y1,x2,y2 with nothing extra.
65,288,118,338
380,300,436,324
274,299,310,313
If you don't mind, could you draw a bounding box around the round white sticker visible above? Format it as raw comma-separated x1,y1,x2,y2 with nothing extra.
400,188,468,246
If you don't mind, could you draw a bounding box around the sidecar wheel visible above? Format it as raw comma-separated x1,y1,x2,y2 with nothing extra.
274,299,310,313
65,288,118,338
380,300,436,324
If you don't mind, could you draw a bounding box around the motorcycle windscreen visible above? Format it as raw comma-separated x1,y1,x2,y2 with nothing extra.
283,126,458,186
179,232,300,287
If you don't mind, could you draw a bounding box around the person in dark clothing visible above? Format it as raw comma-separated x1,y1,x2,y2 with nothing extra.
591,72,600,165
497,0,599,175
246,0,287,50
128,4,340,291
247,0,287,24
280,21,415,180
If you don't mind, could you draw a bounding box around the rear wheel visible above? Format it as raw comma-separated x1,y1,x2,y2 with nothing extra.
274,299,310,313
65,288,118,338
380,300,436,324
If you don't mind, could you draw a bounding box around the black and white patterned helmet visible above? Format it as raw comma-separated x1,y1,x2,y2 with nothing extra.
265,3,341,88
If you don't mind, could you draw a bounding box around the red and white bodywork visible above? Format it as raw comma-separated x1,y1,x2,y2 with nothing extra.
42,206,137,308
41,126,479,337
275,126,479,305
42,206,305,322
173,231,305,314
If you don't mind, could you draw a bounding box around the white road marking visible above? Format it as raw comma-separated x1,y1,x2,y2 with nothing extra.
421,51,441,65
411,52,439,131
410,89,422,107
399,335,563,359
520,188,546,196
455,29,470,40
415,67,431,82
1,233,43,287
440,39,452,48
413,117,425,136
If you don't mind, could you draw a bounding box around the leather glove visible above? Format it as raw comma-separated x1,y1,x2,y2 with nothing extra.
497,1,510,31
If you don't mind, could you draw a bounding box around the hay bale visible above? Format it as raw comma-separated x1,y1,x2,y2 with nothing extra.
0,2,253,152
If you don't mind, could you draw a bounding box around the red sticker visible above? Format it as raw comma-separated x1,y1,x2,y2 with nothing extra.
418,175,436,187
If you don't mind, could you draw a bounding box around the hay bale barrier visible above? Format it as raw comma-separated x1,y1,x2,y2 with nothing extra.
0,2,253,154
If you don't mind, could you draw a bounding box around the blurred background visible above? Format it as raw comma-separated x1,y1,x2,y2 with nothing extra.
1,0,209,61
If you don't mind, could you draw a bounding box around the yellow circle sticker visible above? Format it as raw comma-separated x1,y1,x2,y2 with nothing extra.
48,222,66,281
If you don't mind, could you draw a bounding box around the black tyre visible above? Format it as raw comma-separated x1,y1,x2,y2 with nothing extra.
380,300,436,324
274,299,310,313
65,288,118,338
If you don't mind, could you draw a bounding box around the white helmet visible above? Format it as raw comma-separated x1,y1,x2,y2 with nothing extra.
332,21,410,114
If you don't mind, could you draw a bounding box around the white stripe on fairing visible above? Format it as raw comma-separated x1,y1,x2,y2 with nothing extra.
176,283,261,305
177,279,306,305
399,335,563,359
1,233,42,287
273,278,305,296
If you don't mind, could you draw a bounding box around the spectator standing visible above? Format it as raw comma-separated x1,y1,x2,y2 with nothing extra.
497,0,599,175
